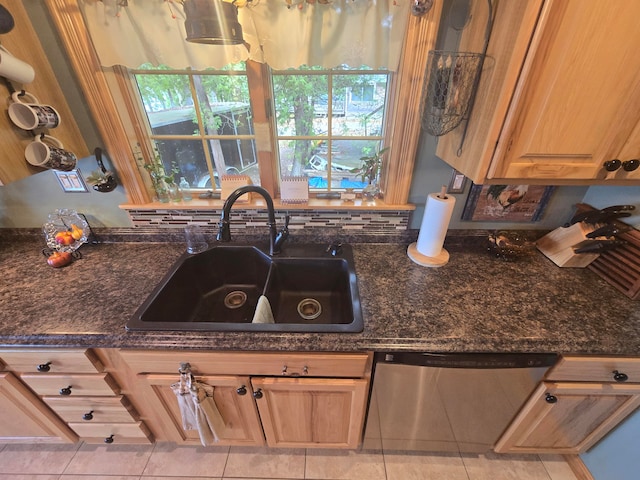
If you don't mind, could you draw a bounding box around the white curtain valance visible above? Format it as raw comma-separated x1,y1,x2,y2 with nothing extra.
78,0,411,71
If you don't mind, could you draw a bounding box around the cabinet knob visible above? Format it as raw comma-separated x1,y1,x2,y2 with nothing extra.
59,386,72,396
622,159,640,172
236,385,247,395
603,158,622,172
603,159,622,171
613,370,629,382
37,362,51,372
104,434,114,444
253,388,263,399
282,365,287,375
82,411,94,421
545,393,558,404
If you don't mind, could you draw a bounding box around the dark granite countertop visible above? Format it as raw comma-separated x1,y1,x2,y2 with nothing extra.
0,235,638,355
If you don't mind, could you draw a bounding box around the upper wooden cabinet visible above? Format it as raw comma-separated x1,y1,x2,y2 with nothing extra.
436,0,640,185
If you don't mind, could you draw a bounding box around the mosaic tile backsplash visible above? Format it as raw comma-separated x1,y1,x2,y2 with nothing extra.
126,208,410,234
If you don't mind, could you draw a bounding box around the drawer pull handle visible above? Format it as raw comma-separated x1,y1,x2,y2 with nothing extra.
613,370,629,382
545,393,558,404
104,434,114,444
83,411,94,421
253,388,263,399
282,365,308,376
59,386,72,396
236,385,247,395
37,362,52,372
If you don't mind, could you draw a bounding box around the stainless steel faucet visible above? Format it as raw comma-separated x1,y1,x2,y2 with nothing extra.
216,185,290,255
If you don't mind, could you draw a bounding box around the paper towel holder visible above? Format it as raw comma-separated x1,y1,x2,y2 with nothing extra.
407,185,454,268
408,242,450,267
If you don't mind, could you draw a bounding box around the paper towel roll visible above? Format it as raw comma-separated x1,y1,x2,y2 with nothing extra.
416,192,456,257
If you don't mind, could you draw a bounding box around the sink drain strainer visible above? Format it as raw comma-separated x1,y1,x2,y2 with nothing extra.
224,291,247,309
297,298,322,320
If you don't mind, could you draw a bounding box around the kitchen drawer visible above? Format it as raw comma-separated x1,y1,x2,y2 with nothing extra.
120,350,370,378
43,395,139,424
0,349,103,373
547,357,640,383
20,373,120,396
68,421,153,444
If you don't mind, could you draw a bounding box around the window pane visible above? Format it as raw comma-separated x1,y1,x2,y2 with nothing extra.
194,74,253,137
214,138,260,185
330,139,379,189
279,139,318,177
280,139,378,190
155,139,211,188
135,73,199,135
332,74,387,136
272,74,329,136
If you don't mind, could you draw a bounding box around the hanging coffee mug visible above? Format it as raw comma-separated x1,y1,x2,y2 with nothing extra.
25,134,76,171
8,91,60,130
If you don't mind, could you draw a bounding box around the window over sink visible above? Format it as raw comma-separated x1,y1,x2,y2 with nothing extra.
46,1,444,205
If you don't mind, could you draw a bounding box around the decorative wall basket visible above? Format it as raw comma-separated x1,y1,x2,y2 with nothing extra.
420,50,484,136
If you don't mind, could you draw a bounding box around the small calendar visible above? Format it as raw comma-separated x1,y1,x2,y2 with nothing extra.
280,176,309,204
221,175,252,202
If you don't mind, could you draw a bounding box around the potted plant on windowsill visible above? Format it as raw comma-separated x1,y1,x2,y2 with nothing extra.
143,151,180,203
350,146,389,200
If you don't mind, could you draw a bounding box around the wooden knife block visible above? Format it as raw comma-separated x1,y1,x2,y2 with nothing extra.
536,223,599,267
589,227,640,299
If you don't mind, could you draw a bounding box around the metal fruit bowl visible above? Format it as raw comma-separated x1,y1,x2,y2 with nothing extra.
43,209,89,253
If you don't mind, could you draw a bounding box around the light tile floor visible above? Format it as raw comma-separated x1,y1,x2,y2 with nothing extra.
0,442,581,480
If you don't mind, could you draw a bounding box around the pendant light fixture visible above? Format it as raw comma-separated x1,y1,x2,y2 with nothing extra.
183,0,244,45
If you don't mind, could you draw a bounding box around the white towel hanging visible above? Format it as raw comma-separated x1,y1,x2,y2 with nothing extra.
170,364,226,445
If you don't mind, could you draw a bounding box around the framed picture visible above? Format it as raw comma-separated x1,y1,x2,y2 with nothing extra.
461,184,555,222
54,169,89,193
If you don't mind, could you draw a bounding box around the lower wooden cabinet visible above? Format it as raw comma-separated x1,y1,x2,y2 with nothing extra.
252,377,368,448
496,357,640,454
138,374,265,446
0,372,77,443
0,348,152,445
118,350,372,448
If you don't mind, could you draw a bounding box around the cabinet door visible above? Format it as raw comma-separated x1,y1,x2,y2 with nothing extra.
139,374,264,446
491,0,640,181
0,372,77,444
252,377,368,449
495,382,640,454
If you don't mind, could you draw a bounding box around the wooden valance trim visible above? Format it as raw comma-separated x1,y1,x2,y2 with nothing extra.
383,4,443,205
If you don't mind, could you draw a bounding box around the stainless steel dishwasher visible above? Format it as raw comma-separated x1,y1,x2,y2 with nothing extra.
363,352,557,453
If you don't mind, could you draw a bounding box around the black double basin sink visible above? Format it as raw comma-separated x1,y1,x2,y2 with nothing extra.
127,243,363,333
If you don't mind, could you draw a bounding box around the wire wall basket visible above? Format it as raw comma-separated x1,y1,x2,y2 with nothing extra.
420,50,484,137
